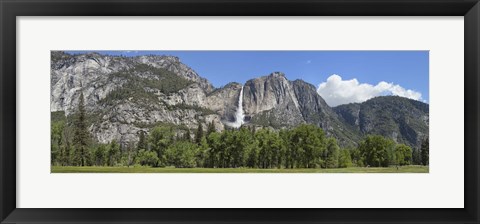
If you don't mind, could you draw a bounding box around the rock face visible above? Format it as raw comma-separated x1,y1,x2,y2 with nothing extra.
205,82,243,123
51,51,214,114
242,73,361,146
243,72,305,128
51,51,221,145
51,51,429,148
334,96,429,147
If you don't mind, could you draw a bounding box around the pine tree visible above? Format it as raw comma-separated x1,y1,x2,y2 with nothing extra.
137,131,147,151
184,129,192,142
125,141,136,167
195,122,203,145
73,91,89,166
206,121,216,137
421,137,429,166
107,140,120,166
412,148,422,165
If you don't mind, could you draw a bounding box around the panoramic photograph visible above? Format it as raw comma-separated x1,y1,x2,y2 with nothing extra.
50,51,429,173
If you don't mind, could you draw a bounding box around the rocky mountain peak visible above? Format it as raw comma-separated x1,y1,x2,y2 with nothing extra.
269,71,286,78
136,55,180,65
243,72,299,114
223,82,243,89
292,79,316,90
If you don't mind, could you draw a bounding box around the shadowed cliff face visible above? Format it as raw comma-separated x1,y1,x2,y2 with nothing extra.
51,52,428,148
334,96,429,148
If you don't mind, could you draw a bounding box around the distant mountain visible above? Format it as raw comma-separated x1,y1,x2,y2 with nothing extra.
51,51,428,148
333,96,429,148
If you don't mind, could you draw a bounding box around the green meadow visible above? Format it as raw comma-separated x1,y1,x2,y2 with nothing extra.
52,165,428,173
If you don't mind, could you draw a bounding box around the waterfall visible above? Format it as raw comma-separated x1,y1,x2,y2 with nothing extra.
229,86,245,128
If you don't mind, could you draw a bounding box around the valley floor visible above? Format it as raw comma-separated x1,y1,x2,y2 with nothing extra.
51,165,429,173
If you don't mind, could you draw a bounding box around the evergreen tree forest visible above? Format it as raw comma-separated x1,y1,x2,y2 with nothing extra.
51,93,429,169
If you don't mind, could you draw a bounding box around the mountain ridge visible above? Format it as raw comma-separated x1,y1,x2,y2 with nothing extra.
50,51,429,148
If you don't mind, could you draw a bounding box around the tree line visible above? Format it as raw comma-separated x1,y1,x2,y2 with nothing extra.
51,93,429,168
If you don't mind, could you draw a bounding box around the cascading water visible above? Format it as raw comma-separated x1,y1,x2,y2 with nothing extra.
229,86,245,128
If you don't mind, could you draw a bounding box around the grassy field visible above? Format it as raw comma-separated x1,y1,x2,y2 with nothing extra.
51,165,428,173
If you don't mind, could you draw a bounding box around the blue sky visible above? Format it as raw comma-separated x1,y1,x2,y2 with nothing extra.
64,50,429,105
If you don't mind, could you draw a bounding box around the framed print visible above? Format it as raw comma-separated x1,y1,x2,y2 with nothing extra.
49,50,430,174
1,0,479,223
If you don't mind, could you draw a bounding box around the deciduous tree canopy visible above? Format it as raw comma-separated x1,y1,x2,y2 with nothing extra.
52,100,428,169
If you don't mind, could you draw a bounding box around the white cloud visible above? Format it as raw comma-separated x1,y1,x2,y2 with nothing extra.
317,74,423,107
306,60,312,64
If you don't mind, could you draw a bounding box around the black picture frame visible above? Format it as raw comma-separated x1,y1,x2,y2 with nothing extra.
1,0,479,223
